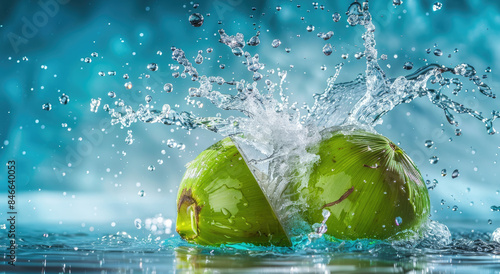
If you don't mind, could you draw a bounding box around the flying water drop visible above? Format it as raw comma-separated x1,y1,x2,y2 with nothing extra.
42,103,52,111
403,61,413,70
163,83,173,93
433,2,443,11
332,12,341,22
59,94,69,105
247,32,260,46
323,43,333,56
147,63,158,71
90,98,101,113
189,13,204,27
441,169,447,176
429,156,439,164
393,0,403,6
272,39,281,48
424,140,434,148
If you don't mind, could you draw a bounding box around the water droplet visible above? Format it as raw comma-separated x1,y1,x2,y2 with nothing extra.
393,0,403,6
90,98,101,113
123,74,129,79
455,128,462,136
145,95,152,103
452,205,458,211
134,218,142,229
59,94,69,105
332,12,341,22
354,52,364,59
98,71,105,76
434,49,443,56
91,52,98,57
193,3,199,9
138,190,145,197
429,156,439,164
108,91,116,98
124,82,133,89
253,72,262,81
441,199,446,205
433,2,442,11
488,219,493,225
485,67,491,73
108,71,116,76
247,33,260,46
317,31,334,40
272,39,281,48
195,50,203,64
320,65,327,70
189,13,204,27
380,54,387,60
424,140,434,148
42,103,52,111
276,6,282,11
148,165,155,171
285,47,291,53
441,169,447,176
426,48,431,54
163,83,173,93
166,139,176,148
306,25,315,32
125,130,134,145
451,169,459,178
84,57,92,63
491,205,500,212
395,216,403,226
231,47,243,56
403,61,413,70
322,43,333,56
341,53,349,59
147,63,158,71
427,179,438,190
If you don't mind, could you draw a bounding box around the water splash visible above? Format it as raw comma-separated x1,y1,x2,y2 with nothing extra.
103,0,497,242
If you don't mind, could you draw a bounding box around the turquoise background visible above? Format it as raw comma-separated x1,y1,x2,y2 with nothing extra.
0,0,499,232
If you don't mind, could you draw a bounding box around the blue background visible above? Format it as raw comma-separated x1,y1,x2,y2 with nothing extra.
0,0,499,233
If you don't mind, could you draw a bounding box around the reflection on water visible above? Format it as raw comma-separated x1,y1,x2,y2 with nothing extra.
2,226,500,273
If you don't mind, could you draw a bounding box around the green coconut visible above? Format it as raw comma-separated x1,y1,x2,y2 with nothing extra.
299,128,430,240
176,129,430,245
175,137,290,246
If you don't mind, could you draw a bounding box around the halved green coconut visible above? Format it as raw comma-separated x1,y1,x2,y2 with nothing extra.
176,129,430,245
298,128,430,240
176,137,290,246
